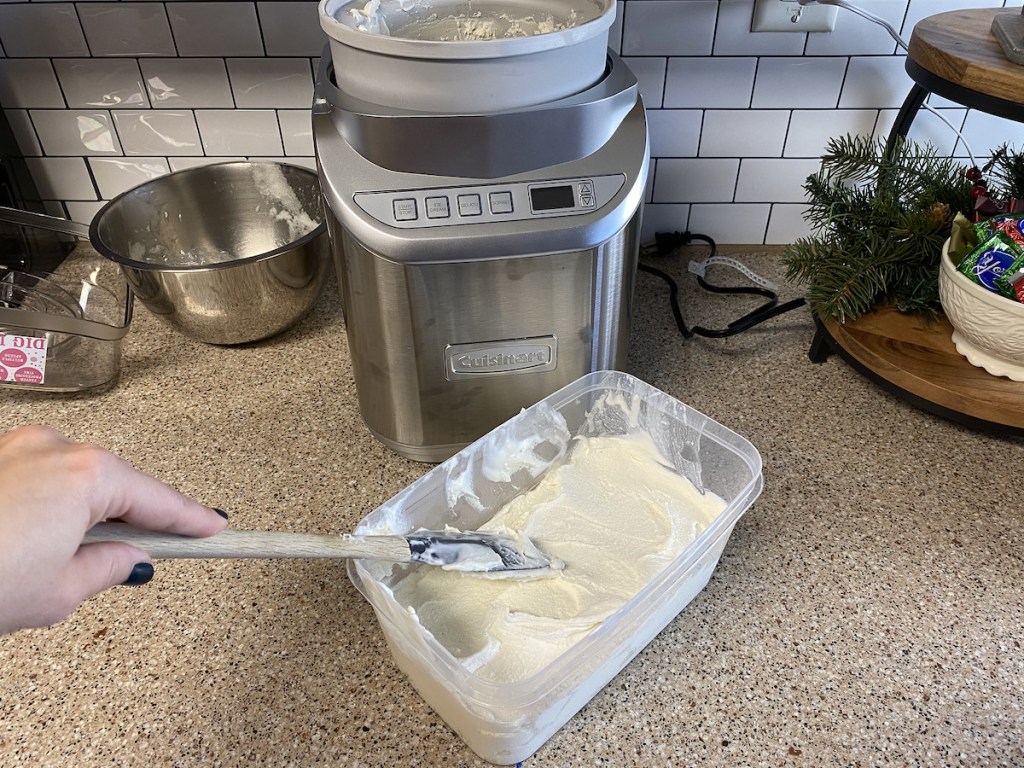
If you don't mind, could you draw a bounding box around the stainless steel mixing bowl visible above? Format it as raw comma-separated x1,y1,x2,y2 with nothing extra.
91,161,329,345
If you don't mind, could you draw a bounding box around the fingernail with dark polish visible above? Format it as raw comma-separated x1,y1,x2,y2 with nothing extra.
213,508,229,520
123,562,154,586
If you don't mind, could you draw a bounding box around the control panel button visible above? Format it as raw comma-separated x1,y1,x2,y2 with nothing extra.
355,175,625,229
393,198,418,222
457,193,482,217
425,196,450,219
577,180,596,209
489,190,514,214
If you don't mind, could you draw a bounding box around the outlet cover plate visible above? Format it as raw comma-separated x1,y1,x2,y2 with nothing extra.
751,0,838,32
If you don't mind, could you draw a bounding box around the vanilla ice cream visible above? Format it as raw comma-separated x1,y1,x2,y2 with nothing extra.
347,0,580,40
390,431,726,683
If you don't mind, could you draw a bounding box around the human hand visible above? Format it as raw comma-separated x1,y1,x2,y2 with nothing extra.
0,425,228,635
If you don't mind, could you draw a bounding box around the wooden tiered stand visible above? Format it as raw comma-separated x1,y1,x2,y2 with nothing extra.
810,8,1024,435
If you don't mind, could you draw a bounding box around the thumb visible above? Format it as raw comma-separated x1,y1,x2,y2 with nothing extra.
67,542,155,602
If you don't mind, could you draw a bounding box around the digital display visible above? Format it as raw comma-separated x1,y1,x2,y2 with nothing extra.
530,185,575,212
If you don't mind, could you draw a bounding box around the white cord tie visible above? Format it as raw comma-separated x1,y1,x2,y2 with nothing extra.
687,257,779,291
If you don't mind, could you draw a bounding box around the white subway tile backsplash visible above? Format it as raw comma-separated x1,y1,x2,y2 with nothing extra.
838,55,913,109
639,203,690,242
54,59,149,109
30,110,121,155
0,0,1014,245
610,1,624,54
65,200,106,225
764,203,813,244
622,1,717,56
5,109,41,156
653,158,740,203
257,2,326,56
688,203,770,243
168,2,264,57
226,59,314,108
0,59,64,109
915,109,970,158
752,58,847,109
0,4,88,58
88,157,171,198
140,59,233,109
78,3,175,57
874,107,967,156
902,0,993,38
924,91,964,111
278,110,315,156
785,109,880,157
957,111,1024,161
700,110,788,157
805,0,906,56
664,57,756,109
169,157,245,172
24,157,96,200
713,0,805,56
195,109,282,155
735,158,822,203
621,56,667,109
646,110,701,158
113,111,202,156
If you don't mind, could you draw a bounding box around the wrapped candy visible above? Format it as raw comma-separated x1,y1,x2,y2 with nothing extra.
948,212,977,265
976,214,1024,248
997,266,1024,304
957,231,1023,293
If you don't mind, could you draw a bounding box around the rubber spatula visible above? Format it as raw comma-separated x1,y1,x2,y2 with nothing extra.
83,522,556,574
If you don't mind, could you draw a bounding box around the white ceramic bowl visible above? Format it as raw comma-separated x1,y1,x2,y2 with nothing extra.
939,238,1024,381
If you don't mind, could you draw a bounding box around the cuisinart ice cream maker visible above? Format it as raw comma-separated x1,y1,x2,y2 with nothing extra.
314,0,649,462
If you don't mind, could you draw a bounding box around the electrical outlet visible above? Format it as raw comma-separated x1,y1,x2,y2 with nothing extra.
751,0,838,32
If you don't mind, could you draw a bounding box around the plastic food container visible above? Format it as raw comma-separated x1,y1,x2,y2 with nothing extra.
348,370,764,765
0,254,132,392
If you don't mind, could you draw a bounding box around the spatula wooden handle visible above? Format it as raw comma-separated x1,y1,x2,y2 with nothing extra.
83,522,411,561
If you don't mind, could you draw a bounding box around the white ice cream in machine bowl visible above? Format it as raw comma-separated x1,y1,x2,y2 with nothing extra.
348,371,764,764
315,0,649,462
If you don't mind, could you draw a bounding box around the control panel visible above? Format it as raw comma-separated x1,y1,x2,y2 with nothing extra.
353,174,626,230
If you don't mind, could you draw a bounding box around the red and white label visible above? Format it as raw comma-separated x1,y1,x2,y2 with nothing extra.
0,334,46,384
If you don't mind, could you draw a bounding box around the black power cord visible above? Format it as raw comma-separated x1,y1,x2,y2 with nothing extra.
638,231,807,339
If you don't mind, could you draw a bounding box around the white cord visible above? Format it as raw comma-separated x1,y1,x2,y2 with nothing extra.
922,104,978,169
804,0,906,51
798,0,979,167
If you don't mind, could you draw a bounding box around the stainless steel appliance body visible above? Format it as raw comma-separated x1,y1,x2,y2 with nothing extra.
314,52,649,462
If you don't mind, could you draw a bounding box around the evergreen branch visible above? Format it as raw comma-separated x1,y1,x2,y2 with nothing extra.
983,142,1024,200
782,133,975,322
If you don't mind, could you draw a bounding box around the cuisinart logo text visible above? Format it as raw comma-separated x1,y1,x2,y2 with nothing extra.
445,337,557,379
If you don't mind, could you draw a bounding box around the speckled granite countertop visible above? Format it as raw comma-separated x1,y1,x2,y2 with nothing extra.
1,246,1022,767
